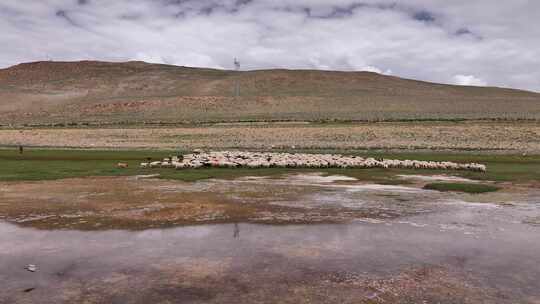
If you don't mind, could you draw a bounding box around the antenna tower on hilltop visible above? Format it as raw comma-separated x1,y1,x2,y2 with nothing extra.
234,58,241,97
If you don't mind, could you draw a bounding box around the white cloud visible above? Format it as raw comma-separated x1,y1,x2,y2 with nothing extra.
453,74,487,87
359,66,393,75
0,1,539,91
133,52,165,64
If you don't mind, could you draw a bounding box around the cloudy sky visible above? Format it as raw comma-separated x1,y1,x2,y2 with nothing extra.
1,1,539,91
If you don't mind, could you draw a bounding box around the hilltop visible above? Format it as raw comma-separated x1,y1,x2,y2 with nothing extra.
0,60,539,126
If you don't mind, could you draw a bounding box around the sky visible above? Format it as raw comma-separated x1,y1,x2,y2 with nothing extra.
1,0,539,91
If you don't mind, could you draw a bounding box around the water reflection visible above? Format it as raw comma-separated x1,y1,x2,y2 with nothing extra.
1,187,540,303
1,205,539,303
233,223,240,239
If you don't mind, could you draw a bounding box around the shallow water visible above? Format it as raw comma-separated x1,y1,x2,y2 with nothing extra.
2,201,540,303
1,174,540,303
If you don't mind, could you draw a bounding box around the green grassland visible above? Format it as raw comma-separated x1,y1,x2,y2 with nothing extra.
1,148,539,183
423,183,501,194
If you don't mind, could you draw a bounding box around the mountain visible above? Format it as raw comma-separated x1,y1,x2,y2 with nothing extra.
0,60,538,125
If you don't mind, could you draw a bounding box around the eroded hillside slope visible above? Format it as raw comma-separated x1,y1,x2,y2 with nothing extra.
1,61,539,125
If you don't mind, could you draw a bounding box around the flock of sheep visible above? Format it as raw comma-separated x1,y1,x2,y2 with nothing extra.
140,150,487,172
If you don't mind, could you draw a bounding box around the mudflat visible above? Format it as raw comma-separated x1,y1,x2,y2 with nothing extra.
0,173,537,230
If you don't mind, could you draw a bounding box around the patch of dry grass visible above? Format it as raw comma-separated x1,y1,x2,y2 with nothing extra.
1,122,539,152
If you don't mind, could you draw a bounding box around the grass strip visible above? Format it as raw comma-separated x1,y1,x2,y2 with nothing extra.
423,182,500,194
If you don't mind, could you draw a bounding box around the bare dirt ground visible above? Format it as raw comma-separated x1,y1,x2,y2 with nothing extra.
1,121,540,152
3,61,539,125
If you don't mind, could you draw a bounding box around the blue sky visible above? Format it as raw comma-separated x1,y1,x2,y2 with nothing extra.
1,0,539,91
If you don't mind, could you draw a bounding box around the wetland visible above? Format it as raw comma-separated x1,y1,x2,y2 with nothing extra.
1,149,540,303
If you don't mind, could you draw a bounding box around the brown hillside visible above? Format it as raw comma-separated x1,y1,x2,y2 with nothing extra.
0,60,539,125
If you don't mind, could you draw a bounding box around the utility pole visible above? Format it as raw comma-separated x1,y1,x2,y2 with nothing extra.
234,58,240,98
